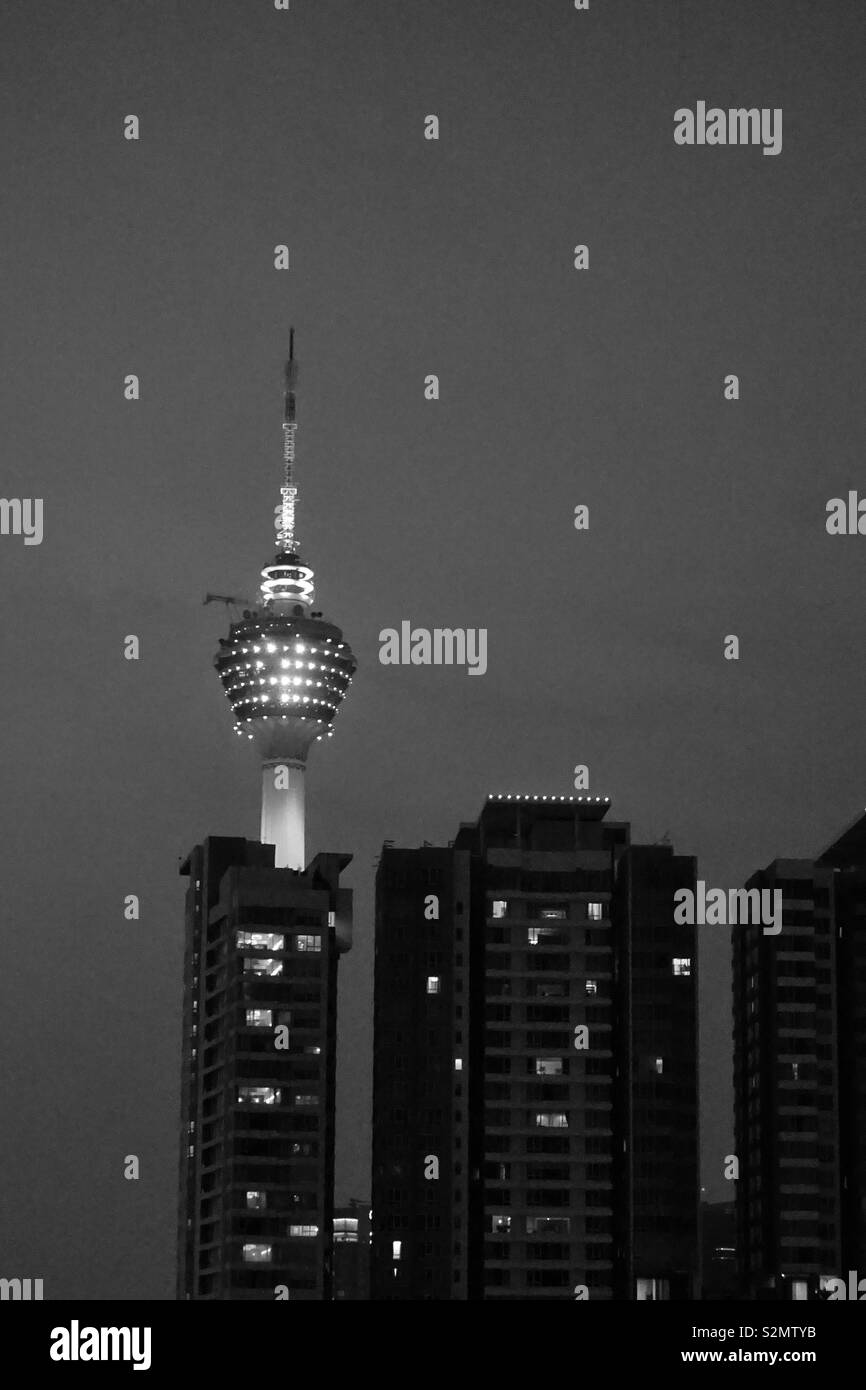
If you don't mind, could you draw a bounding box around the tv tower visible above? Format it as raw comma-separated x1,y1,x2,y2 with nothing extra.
212,332,357,869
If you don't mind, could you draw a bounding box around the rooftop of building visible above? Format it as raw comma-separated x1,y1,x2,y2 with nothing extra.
816,809,866,868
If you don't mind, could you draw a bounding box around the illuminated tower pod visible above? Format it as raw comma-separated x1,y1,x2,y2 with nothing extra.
214,333,357,870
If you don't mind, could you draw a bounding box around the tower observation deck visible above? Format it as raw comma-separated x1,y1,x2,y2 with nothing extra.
213,332,356,868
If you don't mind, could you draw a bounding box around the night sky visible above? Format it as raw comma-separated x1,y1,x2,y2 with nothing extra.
2,0,864,1299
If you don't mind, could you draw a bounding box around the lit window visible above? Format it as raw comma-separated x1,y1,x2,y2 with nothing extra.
246,1190,267,1210
527,925,563,945
288,1224,319,1238
328,911,335,928
236,930,284,951
454,1058,463,1071
242,1244,272,1263
392,1240,402,1261
535,1058,563,1076
492,901,507,919
238,1086,280,1105
296,934,321,952
187,1143,194,1157
535,1112,568,1128
585,980,597,995
526,1216,570,1234
246,1008,273,1028
244,957,283,977
540,908,566,919
654,1058,664,1075
427,976,440,994
791,1062,799,1080
294,1094,317,1106
636,1277,669,1301
488,1214,511,1234
334,1218,359,1243
673,957,691,976
587,902,603,920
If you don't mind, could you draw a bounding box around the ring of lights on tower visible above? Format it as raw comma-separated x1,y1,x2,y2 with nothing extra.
215,613,355,739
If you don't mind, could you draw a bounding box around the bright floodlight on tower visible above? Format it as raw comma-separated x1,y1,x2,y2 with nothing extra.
212,330,357,869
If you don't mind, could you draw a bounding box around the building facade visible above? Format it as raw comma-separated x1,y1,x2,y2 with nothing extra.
371,796,699,1299
732,857,840,1298
733,814,866,1298
178,837,351,1299
817,814,866,1280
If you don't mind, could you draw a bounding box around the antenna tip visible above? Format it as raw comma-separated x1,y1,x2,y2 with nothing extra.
285,332,299,395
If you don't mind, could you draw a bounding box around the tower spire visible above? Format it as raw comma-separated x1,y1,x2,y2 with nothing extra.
278,326,299,554
260,329,315,609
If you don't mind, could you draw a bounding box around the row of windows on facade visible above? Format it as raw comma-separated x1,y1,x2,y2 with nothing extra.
481,1160,609,1181
486,1028,613,1050
383,962,610,997
487,945,692,972
487,1214,606,1235
230,905,330,927
237,928,325,954
240,1008,324,1036
476,1071,655,1092
242,1234,318,1262
187,1126,321,1158
481,1270,594,1288
424,959,691,996
480,1168,613,1195
490,901,605,921
428,961,692,995
235,1087,319,1106
483,869,614,892
217,1190,315,1212
239,935,322,978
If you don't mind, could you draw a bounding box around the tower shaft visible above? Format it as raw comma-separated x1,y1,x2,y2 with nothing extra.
260,757,306,870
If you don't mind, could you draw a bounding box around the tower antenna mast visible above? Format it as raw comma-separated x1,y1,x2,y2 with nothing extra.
278,326,299,554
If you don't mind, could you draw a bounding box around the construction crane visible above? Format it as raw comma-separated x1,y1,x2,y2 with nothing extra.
203,593,253,617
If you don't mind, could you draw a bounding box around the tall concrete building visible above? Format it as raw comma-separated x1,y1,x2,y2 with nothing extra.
371,795,699,1300
817,813,866,1279
733,814,866,1299
732,858,839,1299
178,840,351,1299
178,339,356,1299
